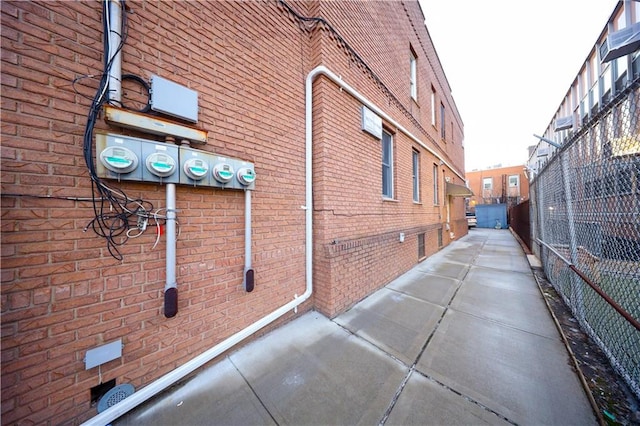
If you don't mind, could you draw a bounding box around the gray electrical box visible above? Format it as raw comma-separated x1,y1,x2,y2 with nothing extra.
85,339,122,369
150,75,198,123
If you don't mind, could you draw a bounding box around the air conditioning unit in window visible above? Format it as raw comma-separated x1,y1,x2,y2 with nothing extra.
600,22,640,62
537,146,549,157
554,116,573,131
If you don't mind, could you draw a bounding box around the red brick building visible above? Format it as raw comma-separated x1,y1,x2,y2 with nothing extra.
466,165,530,212
1,1,466,423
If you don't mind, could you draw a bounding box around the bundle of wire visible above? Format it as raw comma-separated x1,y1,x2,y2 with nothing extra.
82,0,162,260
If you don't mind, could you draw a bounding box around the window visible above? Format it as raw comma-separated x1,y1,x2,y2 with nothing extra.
412,150,420,202
440,102,446,139
418,233,425,258
410,50,417,101
483,177,493,190
433,164,439,204
382,131,393,198
507,174,520,197
602,63,612,102
431,86,436,126
615,54,628,91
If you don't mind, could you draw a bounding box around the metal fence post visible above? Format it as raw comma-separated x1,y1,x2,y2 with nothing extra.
560,150,584,318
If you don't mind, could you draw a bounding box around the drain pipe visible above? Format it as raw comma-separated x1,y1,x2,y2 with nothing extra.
243,189,255,292
84,64,460,425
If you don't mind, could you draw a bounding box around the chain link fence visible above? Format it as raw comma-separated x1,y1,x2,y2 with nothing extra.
530,77,640,400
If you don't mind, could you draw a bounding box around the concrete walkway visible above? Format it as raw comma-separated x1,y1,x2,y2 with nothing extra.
114,229,596,425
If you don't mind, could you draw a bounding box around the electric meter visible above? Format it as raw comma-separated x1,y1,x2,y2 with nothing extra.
146,152,177,177
183,157,209,180
99,146,139,174
236,167,256,186
213,163,234,183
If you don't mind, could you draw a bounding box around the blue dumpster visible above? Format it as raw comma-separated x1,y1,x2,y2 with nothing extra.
476,204,507,229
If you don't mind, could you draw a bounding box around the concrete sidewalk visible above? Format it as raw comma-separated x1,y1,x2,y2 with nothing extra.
114,229,596,425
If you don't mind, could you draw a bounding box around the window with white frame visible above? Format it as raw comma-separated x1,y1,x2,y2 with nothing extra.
412,149,420,202
382,131,393,198
410,49,417,101
440,102,446,139
483,177,493,190
508,175,519,187
433,164,439,204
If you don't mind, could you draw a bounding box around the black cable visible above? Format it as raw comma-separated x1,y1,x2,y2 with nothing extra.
1,193,97,201
120,73,151,112
82,0,158,261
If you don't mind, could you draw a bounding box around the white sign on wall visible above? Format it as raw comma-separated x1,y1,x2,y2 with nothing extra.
361,106,382,139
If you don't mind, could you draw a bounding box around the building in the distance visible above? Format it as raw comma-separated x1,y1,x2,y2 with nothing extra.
465,165,530,214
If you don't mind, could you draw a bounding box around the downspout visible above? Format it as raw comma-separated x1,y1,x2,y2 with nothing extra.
84,64,460,425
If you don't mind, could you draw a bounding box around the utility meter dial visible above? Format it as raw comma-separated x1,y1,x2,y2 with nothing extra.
99,146,139,174
183,158,209,180
146,152,177,177
236,167,256,186
213,163,234,183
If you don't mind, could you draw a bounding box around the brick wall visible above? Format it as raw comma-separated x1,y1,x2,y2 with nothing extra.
1,0,466,423
466,165,530,209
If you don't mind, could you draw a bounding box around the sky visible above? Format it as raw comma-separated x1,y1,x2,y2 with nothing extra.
418,0,619,171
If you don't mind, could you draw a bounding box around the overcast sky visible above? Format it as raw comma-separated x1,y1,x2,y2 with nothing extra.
418,0,619,171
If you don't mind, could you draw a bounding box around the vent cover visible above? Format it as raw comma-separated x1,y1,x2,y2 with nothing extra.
97,383,135,413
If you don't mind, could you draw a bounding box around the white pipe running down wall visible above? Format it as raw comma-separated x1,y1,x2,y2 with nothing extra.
83,64,460,425
310,66,465,181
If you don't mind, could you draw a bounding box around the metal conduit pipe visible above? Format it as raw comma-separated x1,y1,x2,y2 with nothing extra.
243,189,255,292
83,64,462,425
107,0,122,103
164,182,178,317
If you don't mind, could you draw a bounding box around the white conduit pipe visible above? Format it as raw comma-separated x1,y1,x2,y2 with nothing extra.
83,64,460,425
311,66,465,181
